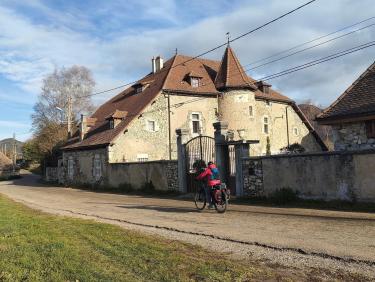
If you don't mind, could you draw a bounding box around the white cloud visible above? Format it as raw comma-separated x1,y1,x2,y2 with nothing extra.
0,0,374,110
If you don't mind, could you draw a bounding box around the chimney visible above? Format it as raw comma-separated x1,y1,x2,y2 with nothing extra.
155,56,163,72
79,114,87,141
151,56,156,73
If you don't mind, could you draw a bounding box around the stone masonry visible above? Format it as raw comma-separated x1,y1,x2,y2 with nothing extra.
332,122,375,151
242,158,264,197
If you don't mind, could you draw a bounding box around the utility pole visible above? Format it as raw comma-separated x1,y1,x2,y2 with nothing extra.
67,95,72,138
12,133,16,173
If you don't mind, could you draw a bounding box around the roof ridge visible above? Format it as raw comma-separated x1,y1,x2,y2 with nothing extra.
161,54,178,90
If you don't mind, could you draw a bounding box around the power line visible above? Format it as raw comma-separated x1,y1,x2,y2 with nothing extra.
81,0,317,99
258,40,375,81
245,15,375,67
247,22,375,71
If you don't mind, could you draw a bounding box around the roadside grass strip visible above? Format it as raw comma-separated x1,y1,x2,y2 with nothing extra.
0,195,268,281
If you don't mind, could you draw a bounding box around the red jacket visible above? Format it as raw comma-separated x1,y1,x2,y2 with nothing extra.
196,164,221,186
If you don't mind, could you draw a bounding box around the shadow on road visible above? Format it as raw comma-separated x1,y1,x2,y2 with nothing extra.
116,205,199,213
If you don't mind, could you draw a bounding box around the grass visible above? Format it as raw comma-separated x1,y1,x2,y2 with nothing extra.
0,195,272,281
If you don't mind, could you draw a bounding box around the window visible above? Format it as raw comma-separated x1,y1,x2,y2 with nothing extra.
191,113,201,135
109,119,114,129
147,120,156,132
293,127,299,136
366,120,375,138
94,155,101,180
249,106,254,117
263,116,269,134
67,157,74,180
191,77,199,88
137,154,149,162
136,86,143,93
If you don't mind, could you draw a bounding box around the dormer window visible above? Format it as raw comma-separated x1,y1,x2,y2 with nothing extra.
106,110,128,129
191,77,200,88
256,80,271,94
136,85,143,93
186,71,203,88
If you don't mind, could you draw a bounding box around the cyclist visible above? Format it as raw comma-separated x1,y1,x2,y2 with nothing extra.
196,161,221,208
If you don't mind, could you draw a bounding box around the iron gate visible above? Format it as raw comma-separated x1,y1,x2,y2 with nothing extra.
185,135,215,193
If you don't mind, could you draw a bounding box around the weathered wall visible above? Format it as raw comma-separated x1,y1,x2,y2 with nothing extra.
0,169,19,179
332,122,375,151
109,93,169,162
219,89,321,155
45,167,58,182
242,150,375,202
61,149,178,191
107,160,178,191
62,148,108,185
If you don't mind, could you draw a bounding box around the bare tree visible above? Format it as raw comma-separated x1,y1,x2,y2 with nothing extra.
32,66,95,134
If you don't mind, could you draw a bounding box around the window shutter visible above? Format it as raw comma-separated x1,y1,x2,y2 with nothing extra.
366,120,375,138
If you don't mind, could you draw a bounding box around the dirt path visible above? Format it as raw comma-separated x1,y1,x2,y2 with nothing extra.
1,172,375,279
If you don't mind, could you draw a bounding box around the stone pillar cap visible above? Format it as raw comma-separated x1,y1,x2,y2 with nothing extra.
213,121,229,131
176,128,189,136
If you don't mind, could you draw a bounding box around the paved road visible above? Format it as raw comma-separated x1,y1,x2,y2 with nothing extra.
1,171,375,265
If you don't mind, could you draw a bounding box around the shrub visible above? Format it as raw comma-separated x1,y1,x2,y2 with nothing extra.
141,181,155,193
270,187,299,205
117,183,134,193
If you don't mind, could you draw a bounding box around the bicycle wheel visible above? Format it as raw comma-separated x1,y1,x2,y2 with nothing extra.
214,191,227,213
194,188,206,210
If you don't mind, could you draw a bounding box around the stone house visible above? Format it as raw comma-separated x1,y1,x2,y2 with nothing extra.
317,61,375,150
299,103,333,150
61,46,326,185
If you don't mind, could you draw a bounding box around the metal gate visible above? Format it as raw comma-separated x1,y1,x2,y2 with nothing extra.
185,135,215,193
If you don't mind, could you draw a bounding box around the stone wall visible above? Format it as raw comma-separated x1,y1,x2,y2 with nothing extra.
242,150,375,202
62,148,108,185
45,167,58,182
0,169,19,179
107,160,178,191
61,148,179,191
332,122,375,151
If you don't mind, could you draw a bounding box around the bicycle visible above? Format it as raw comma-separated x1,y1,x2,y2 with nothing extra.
194,180,230,213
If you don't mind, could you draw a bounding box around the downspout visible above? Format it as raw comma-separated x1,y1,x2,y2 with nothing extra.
285,106,290,147
167,93,172,160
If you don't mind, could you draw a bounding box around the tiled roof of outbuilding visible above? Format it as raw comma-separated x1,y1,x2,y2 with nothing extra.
317,61,375,123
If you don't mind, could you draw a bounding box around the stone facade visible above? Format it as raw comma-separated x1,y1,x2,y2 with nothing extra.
219,89,321,155
332,122,375,151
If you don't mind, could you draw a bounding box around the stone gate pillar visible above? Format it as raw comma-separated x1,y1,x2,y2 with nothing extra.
234,142,250,196
213,121,228,183
176,128,189,193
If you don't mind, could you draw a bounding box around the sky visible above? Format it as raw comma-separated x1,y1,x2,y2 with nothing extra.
0,0,374,141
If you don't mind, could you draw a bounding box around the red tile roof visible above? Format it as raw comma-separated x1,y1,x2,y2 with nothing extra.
214,46,256,90
317,61,375,123
63,48,296,150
